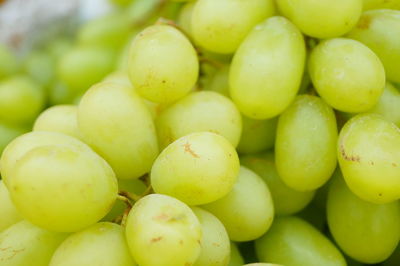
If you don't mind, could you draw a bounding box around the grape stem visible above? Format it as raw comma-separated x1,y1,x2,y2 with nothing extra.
117,194,134,207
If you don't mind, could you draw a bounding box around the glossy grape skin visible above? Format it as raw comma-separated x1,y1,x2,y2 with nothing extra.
78,82,158,180
327,173,400,264
128,25,198,104
49,222,136,266
0,44,18,79
255,216,346,266
337,114,400,203
275,95,338,191
230,16,305,119
151,132,239,205
0,221,67,266
178,2,195,36
0,181,22,232
228,242,244,266
156,91,242,149
362,0,400,10
191,0,275,54
276,0,362,38
347,9,400,83
309,38,385,113
368,82,400,127
241,153,315,216
202,166,274,242
0,123,26,155
125,194,202,266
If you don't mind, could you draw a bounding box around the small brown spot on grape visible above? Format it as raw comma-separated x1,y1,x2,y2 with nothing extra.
392,163,397,167
183,142,199,158
379,193,383,197
357,15,372,29
151,236,163,243
179,240,184,245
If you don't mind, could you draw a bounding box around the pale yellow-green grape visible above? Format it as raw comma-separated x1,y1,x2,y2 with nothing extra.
77,13,131,50
78,82,158,179
237,116,277,154
244,264,283,266
347,10,400,83
363,0,400,10
48,81,75,106
368,82,400,127
47,38,73,60
203,65,230,97
241,153,315,216
230,16,305,119
0,221,67,266
192,207,230,266
58,47,116,93
327,173,400,264
0,44,18,79
228,242,244,266
309,38,385,113
338,114,400,203
255,216,346,266
0,76,45,125
178,2,195,36
151,132,239,205
125,194,202,266
33,105,82,140
22,50,54,88
49,222,136,266
156,91,242,149
128,25,198,104
0,122,26,155
109,0,133,7
277,0,362,38
202,166,274,241
0,181,21,232
8,144,118,232
125,0,161,26
191,0,275,54
275,95,338,191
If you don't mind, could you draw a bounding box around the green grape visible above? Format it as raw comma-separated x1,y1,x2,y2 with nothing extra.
275,95,337,191
368,82,400,127
255,216,346,266
237,116,277,154
0,75,45,125
178,2,195,36
327,172,400,264
0,44,18,79
382,244,400,266
151,132,239,205
203,65,230,97
192,207,230,266
58,46,116,93
347,9,400,83
241,153,315,216
22,51,54,87
155,91,242,149
0,123,26,155
0,221,67,266
337,114,400,204
125,0,160,26
128,25,198,104
230,16,305,119
244,264,283,266
46,38,73,60
191,0,275,54
109,0,133,7
202,166,274,242
309,38,385,113
0,181,22,232
48,81,75,106
125,194,202,266
49,222,136,266
228,242,244,266
8,143,118,232
77,13,131,50
78,82,159,179
276,0,362,38
362,0,400,10
33,105,82,140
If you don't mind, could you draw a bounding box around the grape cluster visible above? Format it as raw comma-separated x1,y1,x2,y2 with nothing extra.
1,0,400,266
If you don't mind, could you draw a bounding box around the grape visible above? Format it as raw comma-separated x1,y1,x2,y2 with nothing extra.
49,222,136,266
8,143,118,232
33,105,82,140
347,9,400,83
46,38,73,60
327,172,400,264
0,221,67,266
0,123,26,155
0,181,22,232
22,51,54,88
368,82,400,127
128,25,198,104
362,0,400,10
241,153,315,216
228,242,244,266
0,44,18,79
255,216,346,266
0,76,45,125
383,244,400,266
125,194,202,266
202,65,230,97
177,2,195,36
78,82,159,180
337,114,400,204
109,0,133,7
275,95,338,191
244,264,283,266
229,16,305,119
202,166,274,242
155,91,242,149
48,81,75,106
191,0,275,54
237,116,277,154
277,0,362,38
192,207,230,266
